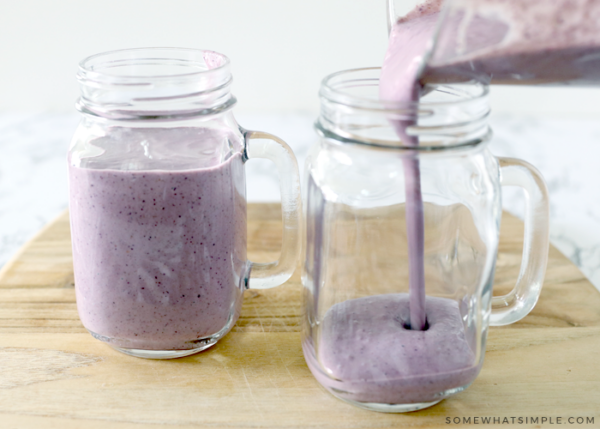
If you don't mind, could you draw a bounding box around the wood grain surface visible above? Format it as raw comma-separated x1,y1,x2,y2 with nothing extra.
0,204,599,428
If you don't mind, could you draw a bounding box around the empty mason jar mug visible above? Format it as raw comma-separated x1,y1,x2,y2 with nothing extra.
69,48,302,359
302,68,550,412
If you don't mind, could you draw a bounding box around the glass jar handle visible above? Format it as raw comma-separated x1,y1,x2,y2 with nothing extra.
243,130,302,289
491,157,550,326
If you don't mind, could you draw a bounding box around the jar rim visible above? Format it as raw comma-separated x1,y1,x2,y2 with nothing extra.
78,47,231,84
317,67,491,149
320,67,489,111
76,48,235,120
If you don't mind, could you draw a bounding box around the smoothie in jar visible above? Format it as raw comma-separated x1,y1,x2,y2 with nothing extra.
69,126,247,353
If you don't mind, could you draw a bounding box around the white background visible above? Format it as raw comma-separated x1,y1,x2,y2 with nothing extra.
2,0,600,117
1,1,600,291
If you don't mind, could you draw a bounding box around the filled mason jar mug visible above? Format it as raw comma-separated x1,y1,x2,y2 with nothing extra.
69,48,302,359
302,68,549,412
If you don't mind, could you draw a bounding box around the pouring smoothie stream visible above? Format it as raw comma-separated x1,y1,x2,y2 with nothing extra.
382,0,600,335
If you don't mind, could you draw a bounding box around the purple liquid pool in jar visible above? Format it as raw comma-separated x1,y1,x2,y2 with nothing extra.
69,127,247,352
309,294,479,405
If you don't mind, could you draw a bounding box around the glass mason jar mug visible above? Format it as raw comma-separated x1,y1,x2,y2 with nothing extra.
69,48,302,359
302,68,549,412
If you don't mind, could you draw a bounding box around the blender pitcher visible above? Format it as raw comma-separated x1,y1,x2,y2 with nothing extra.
388,0,600,86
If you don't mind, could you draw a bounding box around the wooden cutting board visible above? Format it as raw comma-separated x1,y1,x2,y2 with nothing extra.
0,204,599,429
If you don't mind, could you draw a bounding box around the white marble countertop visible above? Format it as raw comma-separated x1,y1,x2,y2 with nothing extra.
1,112,599,292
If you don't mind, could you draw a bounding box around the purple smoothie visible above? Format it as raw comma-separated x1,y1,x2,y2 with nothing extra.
69,127,247,351
310,294,479,404
397,0,600,86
